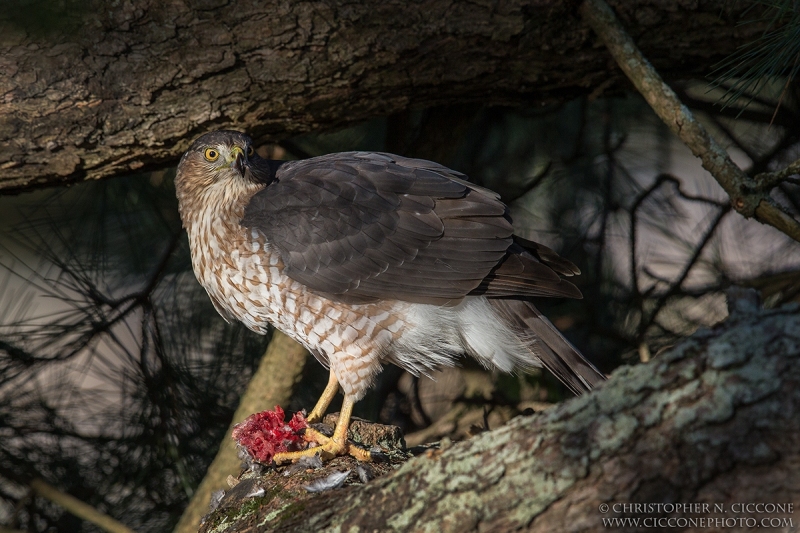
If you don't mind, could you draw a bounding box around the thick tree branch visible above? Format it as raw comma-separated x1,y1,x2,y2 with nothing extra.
0,0,762,192
579,0,800,244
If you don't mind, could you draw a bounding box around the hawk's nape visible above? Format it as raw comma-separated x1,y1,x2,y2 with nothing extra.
175,130,605,463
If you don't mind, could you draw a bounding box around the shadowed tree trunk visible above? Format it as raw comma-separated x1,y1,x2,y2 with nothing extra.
1,0,761,192
199,297,800,532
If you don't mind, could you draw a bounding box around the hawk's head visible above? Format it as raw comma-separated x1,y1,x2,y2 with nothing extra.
175,130,266,227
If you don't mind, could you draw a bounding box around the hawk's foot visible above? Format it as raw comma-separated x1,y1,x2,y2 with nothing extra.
274,394,371,464
273,393,372,464
272,436,371,464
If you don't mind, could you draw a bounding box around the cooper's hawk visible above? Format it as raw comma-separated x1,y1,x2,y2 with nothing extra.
176,130,605,463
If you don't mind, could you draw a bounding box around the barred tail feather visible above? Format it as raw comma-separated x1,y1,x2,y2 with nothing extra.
488,299,605,394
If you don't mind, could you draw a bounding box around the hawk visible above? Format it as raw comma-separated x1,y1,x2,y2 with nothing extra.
175,130,605,463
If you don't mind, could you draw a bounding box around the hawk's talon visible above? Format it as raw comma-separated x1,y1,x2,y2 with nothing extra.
368,450,389,463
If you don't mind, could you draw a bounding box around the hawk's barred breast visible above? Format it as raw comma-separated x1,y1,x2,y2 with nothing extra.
186,200,411,398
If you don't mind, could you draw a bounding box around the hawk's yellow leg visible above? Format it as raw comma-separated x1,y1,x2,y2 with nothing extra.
306,370,339,423
296,370,348,453
280,370,340,456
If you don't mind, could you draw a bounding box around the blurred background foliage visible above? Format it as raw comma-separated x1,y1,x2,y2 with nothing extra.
2,83,800,531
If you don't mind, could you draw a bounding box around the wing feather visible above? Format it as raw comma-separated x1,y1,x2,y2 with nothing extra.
242,152,580,304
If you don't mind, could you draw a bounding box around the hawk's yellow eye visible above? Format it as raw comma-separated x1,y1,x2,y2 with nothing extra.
247,146,254,157
204,148,219,161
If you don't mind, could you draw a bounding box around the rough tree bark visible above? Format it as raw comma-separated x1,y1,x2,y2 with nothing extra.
200,297,800,532
0,0,761,192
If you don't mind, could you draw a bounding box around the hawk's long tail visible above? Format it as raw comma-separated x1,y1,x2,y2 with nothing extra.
488,299,605,394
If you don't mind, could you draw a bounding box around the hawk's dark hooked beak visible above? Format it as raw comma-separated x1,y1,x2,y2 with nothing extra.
230,147,247,176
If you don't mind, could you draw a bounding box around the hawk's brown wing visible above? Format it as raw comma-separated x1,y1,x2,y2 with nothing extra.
242,152,579,305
